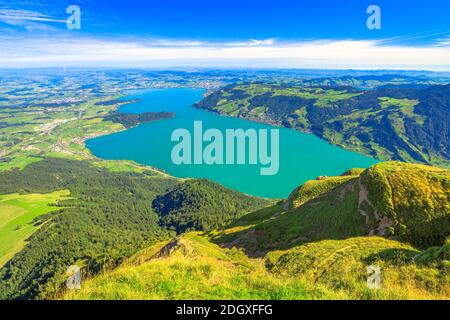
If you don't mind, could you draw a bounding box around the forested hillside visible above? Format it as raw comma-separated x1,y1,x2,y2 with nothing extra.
104,111,175,128
153,179,270,233
195,83,450,167
62,161,450,300
0,158,267,299
0,158,175,299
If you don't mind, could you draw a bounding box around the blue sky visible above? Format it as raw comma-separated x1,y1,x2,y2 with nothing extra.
1,0,450,69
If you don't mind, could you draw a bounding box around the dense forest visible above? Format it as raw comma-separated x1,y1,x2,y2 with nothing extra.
0,158,176,299
152,179,270,233
0,158,268,299
104,111,175,128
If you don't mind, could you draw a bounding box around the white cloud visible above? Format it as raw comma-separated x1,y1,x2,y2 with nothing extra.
0,9,66,23
0,9,66,33
1,35,450,70
433,36,450,47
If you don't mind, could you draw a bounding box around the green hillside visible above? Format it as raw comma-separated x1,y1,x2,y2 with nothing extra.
0,158,268,299
153,179,271,233
1,71,448,301
195,83,450,167
0,190,70,267
63,233,449,300
212,162,449,253
63,162,449,300
0,158,175,299
361,162,450,247
63,233,327,300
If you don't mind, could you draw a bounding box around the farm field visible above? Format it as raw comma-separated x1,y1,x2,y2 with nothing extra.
0,190,71,267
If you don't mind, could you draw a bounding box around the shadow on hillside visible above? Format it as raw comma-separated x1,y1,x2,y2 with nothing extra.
364,248,419,265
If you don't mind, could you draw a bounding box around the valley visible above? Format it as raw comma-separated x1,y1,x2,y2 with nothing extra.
63,161,450,300
0,69,448,300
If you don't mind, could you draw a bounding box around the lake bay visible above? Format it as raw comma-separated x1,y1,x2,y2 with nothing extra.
86,88,378,198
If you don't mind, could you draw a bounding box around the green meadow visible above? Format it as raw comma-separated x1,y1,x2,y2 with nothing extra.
63,233,449,300
0,190,71,267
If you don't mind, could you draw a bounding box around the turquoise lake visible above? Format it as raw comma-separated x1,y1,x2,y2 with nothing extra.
86,88,378,198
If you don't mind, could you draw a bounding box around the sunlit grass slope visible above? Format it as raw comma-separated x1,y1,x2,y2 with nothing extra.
212,162,450,254
362,162,450,248
267,237,449,300
64,233,449,300
63,161,450,300
63,233,333,300
0,190,70,266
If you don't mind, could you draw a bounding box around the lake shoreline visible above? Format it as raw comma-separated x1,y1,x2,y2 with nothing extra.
87,88,378,198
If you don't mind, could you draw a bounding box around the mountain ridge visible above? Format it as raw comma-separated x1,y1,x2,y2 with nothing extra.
194,82,450,168
63,161,450,300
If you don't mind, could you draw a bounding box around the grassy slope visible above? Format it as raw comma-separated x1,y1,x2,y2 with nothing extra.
0,190,70,267
1,83,449,300
63,233,333,300
211,162,449,254
64,161,450,300
0,158,179,299
64,233,449,300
